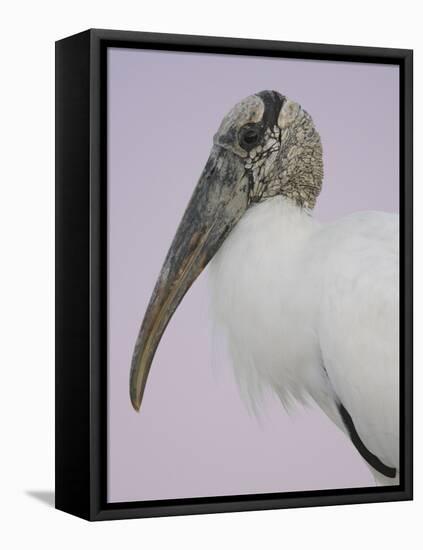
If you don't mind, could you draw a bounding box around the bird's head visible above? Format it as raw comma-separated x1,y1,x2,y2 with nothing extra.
214,90,323,208
130,90,323,411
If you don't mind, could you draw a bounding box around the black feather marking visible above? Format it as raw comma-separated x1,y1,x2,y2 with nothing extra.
256,90,286,129
337,402,397,479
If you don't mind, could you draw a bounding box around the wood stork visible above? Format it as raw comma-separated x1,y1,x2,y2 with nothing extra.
130,90,399,486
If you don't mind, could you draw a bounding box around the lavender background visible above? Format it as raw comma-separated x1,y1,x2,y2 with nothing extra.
107,47,399,503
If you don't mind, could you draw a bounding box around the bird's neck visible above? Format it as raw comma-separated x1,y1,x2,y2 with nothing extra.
219,196,318,270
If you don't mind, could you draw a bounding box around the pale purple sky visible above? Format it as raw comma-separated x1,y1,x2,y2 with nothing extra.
107,47,399,503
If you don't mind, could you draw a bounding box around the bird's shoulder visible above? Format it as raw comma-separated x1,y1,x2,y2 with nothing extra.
314,209,398,250
308,210,398,288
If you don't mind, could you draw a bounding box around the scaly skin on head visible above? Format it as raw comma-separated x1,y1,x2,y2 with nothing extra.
216,92,324,210
271,98,323,209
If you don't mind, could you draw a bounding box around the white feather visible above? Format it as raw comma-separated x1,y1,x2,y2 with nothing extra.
209,196,399,484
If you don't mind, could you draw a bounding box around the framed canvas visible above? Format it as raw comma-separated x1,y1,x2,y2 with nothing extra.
55,29,413,521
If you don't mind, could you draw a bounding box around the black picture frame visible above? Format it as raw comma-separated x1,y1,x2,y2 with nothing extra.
55,28,413,521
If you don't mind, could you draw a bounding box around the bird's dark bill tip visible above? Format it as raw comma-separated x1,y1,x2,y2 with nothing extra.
130,383,142,412
131,400,141,412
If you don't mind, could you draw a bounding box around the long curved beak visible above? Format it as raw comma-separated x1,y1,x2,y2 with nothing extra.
130,145,249,411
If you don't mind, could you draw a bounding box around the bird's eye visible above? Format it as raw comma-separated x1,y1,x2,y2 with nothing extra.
239,125,260,151
243,130,259,144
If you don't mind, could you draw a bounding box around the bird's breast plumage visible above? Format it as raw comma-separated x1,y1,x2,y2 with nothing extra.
208,197,325,409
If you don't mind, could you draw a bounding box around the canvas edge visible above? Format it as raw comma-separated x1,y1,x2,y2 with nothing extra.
55,29,92,520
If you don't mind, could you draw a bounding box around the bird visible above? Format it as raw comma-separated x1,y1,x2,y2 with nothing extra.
129,90,399,486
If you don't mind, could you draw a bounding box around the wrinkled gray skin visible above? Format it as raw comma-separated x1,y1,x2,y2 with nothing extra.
130,90,323,411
